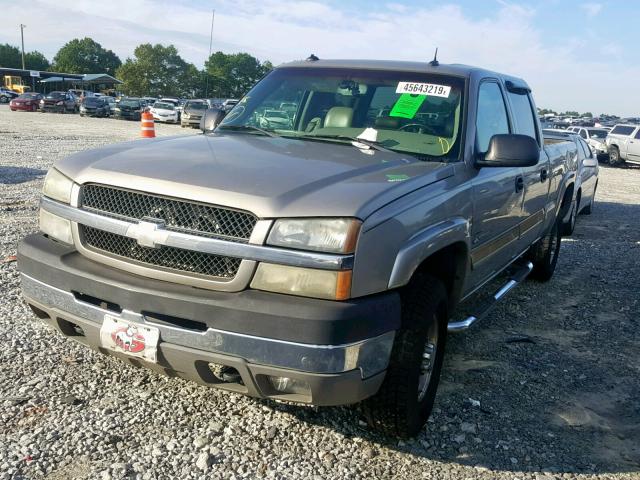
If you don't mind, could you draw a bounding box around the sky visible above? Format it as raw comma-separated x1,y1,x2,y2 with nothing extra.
1,0,638,116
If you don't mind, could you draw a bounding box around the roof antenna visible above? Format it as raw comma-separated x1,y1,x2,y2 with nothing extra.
429,48,439,67
306,54,319,62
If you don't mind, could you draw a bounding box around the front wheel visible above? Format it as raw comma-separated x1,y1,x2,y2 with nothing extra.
528,218,561,281
608,146,623,167
362,273,448,437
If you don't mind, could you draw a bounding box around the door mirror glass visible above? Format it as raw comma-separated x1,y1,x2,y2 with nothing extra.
476,134,540,168
200,108,226,132
584,158,598,167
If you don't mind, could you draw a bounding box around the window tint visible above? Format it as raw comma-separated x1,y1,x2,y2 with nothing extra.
476,82,510,152
635,129,640,139
579,129,587,139
578,138,591,159
508,92,537,141
610,125,636,136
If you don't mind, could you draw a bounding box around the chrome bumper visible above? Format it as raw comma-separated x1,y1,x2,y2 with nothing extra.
20,273,394,378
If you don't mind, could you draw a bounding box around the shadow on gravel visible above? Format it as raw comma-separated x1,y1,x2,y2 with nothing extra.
0,166,47,184
266,200,640,476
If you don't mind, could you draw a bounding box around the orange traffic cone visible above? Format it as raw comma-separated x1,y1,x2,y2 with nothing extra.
140,110,155,138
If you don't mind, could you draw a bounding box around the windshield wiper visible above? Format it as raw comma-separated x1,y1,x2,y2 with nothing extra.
216,124,279,137
296,134,392,152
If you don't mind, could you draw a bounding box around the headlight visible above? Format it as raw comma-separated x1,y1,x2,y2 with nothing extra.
56,101,63,105
39,209,73,244
42,168,74,203
251,263,352,300
267,218,361,253
40,100,44,104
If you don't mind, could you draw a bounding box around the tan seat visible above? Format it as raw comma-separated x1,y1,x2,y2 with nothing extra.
324,106,354,128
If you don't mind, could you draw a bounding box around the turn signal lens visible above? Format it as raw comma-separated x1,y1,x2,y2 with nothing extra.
251,263,352,300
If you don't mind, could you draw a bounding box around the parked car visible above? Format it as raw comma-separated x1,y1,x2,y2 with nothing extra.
0,87,19,103
543,129,598,234
40,91,78,114
180,99,208,127
569,127,610,160
80,96,111,118
605,124,640,166
222,98,239,112
9,92,43,112
158,97,181,120
258,109,291,129
19,59,578,438
114,97,143,121
150,101,179,123
105,96,116,115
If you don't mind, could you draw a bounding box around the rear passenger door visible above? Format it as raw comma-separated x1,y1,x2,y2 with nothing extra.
627,128,640,160
467,80,524,290
506,88,550,248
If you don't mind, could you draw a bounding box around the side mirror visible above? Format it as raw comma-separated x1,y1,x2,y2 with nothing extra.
476,134,540,168
200,108,226,132
584,158,598,167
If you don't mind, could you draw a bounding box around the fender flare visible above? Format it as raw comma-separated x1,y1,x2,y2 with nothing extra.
388,217,470,289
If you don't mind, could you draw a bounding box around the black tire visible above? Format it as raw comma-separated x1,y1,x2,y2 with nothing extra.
0,96,8,104
608,146,623,167
362,273,448,438
561,194,579,236
528,217,561,281
582,184,596,215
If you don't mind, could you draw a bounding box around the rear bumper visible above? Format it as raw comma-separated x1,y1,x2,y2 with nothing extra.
18,234,399,405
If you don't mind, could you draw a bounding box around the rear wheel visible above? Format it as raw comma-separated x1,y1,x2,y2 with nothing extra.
528,218,561,281
362,273,448,437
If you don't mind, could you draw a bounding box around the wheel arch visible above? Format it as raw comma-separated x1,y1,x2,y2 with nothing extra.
388,218,470,311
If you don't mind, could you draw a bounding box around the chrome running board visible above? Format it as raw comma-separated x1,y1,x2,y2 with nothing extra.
448,261,534,333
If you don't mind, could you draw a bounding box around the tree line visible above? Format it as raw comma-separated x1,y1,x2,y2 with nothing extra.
0,37,273,98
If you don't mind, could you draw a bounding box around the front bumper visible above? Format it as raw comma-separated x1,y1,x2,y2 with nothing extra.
10,103,36,111
18,234,399,405
115,111,141,120
181,116,202,126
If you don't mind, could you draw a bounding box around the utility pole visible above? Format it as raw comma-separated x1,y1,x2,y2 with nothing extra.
20,24,26,70
205,10,214,98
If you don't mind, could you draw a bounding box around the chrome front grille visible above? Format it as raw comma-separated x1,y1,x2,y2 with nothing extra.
81,226,242,278
81,184,257,242
78,184,257,281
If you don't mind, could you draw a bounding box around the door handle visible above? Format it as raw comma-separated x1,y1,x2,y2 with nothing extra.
515,175,524,193
540,169,548,182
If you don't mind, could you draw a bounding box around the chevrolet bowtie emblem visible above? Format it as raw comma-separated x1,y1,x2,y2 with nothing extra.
126,219,168,248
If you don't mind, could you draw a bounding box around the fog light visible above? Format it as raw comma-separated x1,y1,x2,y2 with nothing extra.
39,209,73,244
267,376,311,395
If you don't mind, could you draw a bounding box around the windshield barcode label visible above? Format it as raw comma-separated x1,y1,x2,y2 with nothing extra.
396,82,451,98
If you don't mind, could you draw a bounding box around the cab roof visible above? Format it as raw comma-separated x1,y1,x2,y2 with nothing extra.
277,58,531,91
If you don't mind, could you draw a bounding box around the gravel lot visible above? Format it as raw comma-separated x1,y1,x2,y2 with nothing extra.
1,104,639,480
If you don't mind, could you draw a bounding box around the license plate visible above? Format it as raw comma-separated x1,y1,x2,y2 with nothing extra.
99,315,160,363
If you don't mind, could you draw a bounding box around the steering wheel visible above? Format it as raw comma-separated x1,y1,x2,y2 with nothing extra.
399,123,440,136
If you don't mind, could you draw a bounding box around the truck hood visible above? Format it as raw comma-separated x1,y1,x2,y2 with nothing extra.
56,133,454,219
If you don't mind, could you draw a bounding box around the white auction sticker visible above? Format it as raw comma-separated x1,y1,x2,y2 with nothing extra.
396,82,451,98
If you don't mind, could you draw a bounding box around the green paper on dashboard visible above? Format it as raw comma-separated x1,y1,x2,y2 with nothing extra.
389,93,427,119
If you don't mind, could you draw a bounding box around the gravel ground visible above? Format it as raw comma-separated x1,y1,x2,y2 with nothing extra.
1,104,639,480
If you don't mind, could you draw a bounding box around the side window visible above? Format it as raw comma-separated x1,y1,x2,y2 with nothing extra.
579,129,587,139
578,139,591,159
507,91,538,142
476,82,510,152
634,129,640,139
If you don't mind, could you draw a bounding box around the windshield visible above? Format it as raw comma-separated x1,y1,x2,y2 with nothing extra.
120,99,141,107
153,102,175,110
83,97,102,106
18,93,39,99
47,92,65,99
587,129,608,139
220,68,465,160
186,101,207,110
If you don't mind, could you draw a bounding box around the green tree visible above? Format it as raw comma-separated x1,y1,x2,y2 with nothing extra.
116,43,197,97
53,38,121,75
582,112,593,118
0,43,21,68
0,43,51,71
204,51,273,98
24,51,50,71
